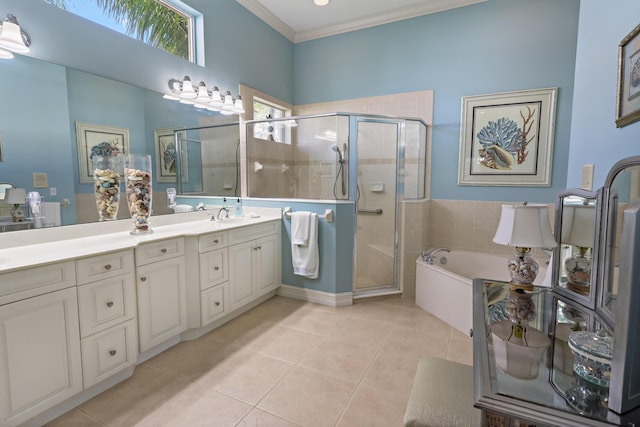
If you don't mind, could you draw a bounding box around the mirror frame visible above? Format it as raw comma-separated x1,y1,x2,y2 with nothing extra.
597,155,640,328
552,187,603,309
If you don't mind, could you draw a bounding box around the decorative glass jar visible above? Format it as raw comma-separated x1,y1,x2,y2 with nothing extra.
92,155,121,221
123,154,153,234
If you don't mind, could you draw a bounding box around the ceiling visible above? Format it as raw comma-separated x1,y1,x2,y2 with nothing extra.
235,0,487,43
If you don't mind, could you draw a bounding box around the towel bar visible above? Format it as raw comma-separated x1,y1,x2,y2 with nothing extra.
282,207,333,223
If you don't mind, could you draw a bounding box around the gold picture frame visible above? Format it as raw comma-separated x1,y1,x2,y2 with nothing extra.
616,23,640,128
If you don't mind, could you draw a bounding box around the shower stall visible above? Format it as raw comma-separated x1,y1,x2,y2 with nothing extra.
246,113,427,296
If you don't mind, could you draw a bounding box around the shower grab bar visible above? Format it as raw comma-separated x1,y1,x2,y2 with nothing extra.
358,208,383,215
282,207,333,223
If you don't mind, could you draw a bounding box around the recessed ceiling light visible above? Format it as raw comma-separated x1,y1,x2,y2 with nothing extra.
314,0,330,6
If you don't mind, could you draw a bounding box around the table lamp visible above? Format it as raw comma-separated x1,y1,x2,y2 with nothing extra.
4,187,26,222
493,203,557,290
561,204,596,295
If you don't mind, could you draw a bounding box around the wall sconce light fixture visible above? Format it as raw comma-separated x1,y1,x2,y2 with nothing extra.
163,76,245,115
0,14,30,59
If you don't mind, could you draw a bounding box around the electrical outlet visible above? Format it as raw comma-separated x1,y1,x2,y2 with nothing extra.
581,164,594,191
49,187,57,196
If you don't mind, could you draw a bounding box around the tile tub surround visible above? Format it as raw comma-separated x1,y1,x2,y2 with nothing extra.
45,295,473,427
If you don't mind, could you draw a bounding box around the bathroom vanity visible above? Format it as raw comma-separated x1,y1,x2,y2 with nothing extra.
0,210,282,426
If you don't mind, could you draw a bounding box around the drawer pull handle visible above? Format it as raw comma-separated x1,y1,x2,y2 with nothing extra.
257,246,262,250
253,247,259,251
104,264,112,271
140,276,147,282
213,239,219,244
215,301,221,306
161,248,167,254
214,266,220,271
106,301,114,308
109,350,117,357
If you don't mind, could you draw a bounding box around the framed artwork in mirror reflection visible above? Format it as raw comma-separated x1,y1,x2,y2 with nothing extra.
616,23,640,128
154,128,189,183
458,87,557,186
76,122,130,184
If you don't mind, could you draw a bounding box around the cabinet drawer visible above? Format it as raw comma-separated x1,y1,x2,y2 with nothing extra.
198,231,228,253
76,250,134,285
0,261,76,306
228,221,280,245
77,274,136,338
135,237,184,266
199,248,228,291
201,283,227,326
81,319,138,389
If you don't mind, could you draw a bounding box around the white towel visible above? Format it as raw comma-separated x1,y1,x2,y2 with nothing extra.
291,211,311,245
292,212,319,278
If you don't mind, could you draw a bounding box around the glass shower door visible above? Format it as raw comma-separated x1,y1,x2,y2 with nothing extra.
353,118,400,293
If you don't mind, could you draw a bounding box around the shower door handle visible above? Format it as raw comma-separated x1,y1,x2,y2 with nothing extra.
358,208,383,215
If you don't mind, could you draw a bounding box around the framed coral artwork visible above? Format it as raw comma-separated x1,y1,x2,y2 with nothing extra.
76,122,130,184
154,128,188,183
458,88,557,186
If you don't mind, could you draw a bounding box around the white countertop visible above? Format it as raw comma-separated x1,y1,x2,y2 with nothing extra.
0,208,282,274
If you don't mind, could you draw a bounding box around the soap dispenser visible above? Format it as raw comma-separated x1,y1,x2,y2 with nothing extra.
235,198,243,217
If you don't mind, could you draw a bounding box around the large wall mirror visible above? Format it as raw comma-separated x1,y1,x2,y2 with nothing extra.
0,54,238,230
552,188,602,308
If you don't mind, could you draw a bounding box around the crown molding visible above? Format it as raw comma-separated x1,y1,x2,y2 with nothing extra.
235,0,296,42
236,0,486,43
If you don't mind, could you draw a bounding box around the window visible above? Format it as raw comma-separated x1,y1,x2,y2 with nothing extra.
45,0,200,63
252,98,287,143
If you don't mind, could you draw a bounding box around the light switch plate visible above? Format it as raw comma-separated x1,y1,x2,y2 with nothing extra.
581,164,594,191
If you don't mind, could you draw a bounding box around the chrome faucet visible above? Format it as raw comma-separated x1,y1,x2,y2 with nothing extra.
216,206,230,220
422,247,451,264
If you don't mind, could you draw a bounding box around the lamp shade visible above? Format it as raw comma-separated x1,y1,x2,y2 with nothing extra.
0,19,29,53
4,187,26,204
561,204,596,248
493,204,557,248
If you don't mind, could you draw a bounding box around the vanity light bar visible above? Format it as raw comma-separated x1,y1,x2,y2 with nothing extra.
163,76,245,115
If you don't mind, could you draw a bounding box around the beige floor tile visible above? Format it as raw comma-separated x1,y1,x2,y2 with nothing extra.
299,336,377,383
383,325,450,359
237,408,301,427
195,346,293,406
43,409,105,427
329,316,394,352
279,305,344,336
133,381,251,427
336,385,408,427
145,336,239,381
245,324,322,363
244,296,308,323
257,366,356,427
360,349,422,400
393,308,454,338
78,364,194,426
206,314,278,347
446,328,474,366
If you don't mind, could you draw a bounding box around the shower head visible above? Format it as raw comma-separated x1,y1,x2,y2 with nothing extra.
331,144,344,164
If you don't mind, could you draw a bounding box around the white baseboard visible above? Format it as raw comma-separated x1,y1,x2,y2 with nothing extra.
277,284,352,307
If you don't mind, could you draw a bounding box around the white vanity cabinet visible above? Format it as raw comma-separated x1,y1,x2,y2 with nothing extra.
198,231,229,327
228,222,281,310
76,250,138,389
135,237,187,353
0,265,82,427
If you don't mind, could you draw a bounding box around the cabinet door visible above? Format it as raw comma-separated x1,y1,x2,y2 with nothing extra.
228,240,256,310
199,248,228,291
0,287,82,426
136,257,187,352
200,283,227,326
255,234,281,296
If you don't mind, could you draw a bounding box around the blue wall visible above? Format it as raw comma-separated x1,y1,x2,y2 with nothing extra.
567,0,640,188
293,0,580,203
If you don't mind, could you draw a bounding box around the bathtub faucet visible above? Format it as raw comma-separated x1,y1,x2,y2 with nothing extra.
422,247,451,265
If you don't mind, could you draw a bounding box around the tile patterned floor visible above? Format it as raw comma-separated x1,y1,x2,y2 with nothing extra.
45,295,473,427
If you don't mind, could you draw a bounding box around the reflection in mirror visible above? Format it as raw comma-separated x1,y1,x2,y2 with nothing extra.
600,160,640,324
0,55,236,231
175,123,241,197
552,190,600,308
